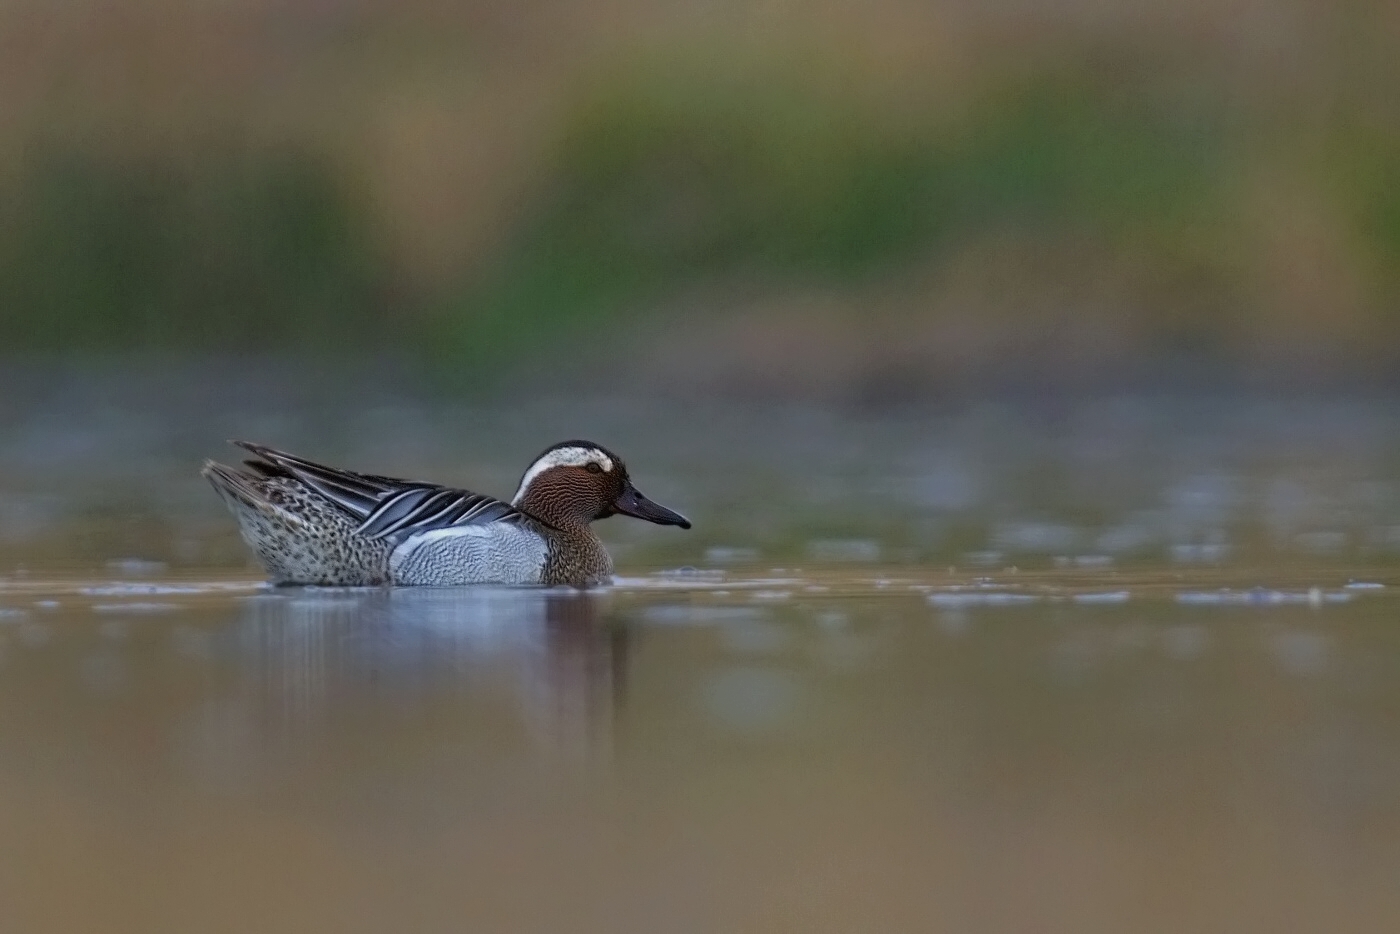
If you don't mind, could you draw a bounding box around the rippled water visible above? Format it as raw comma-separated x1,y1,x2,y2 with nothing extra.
1,569,1399,933
7,377,1400,577
5,379,1400,930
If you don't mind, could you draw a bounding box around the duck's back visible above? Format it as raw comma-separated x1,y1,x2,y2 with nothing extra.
205,443,551,586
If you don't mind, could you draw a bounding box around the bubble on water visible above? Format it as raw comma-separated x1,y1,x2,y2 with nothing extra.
0,607,29,620
82,583,241,596
1176,590,1227,605
1176,589,1337,606
751,590,791,601
33,600,60,611
1272,631,1329,677
1073,591,1130,604
92,602,178,614
699,668,803,736
1344,581,1384,590
615,574,786,591
928,592,1039,607
652,567,727,583
1258,590,1300,604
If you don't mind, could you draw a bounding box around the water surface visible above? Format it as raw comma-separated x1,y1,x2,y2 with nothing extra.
1,568,1398,933
5,385,1400,930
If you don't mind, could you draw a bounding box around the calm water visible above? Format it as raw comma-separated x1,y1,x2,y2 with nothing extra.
4,379,1400,931
0,571,1398,933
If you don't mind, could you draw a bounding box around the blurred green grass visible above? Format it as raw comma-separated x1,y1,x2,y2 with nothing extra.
430,70,1230,370
0,150,386,350
0,0,1396,388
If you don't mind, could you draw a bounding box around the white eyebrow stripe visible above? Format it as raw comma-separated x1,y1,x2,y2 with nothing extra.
511,447,614,505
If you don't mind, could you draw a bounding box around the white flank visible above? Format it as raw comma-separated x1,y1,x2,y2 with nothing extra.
389,524,548,585
511,446,613,504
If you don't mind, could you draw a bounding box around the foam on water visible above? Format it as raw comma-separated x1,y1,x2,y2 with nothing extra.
0,568,1395,613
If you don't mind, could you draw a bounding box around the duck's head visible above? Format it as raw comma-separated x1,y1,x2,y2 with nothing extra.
511,440,692,531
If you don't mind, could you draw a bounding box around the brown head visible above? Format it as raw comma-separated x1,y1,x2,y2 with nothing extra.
510,440,691,532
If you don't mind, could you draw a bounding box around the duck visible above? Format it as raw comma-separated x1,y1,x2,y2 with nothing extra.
203,440,690,587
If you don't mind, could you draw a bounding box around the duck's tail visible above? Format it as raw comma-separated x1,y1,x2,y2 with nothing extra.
202,460,277,514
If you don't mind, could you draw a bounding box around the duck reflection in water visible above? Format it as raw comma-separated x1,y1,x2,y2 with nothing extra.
215,588,628,768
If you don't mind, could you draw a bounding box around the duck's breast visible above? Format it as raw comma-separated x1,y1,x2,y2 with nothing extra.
388,523,549,586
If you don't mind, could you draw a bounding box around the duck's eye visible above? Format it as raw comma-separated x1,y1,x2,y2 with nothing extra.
585,462,604,474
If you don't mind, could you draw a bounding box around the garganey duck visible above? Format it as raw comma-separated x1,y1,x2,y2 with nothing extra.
203,440,690,587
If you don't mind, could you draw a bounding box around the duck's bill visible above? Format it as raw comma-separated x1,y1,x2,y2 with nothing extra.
614,484,692,529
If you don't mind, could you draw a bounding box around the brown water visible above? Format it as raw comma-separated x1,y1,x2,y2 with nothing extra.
1,569,1399,934
6,380,1400,931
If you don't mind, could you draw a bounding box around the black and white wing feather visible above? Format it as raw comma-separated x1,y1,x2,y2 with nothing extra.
233,442,527,542
354,485,519,539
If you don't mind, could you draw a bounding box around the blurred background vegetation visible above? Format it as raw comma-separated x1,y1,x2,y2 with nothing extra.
1,0,1398,397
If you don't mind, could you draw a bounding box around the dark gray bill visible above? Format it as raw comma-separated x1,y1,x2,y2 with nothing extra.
613,484,691,529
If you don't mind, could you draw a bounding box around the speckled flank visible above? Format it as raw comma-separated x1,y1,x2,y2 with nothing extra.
204,467,391,585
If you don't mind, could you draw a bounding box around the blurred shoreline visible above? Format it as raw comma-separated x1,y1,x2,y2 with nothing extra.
2,0,1397,386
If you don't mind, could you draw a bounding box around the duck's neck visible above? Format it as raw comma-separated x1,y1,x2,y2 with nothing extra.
524,497,612,585
519,493,595,537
